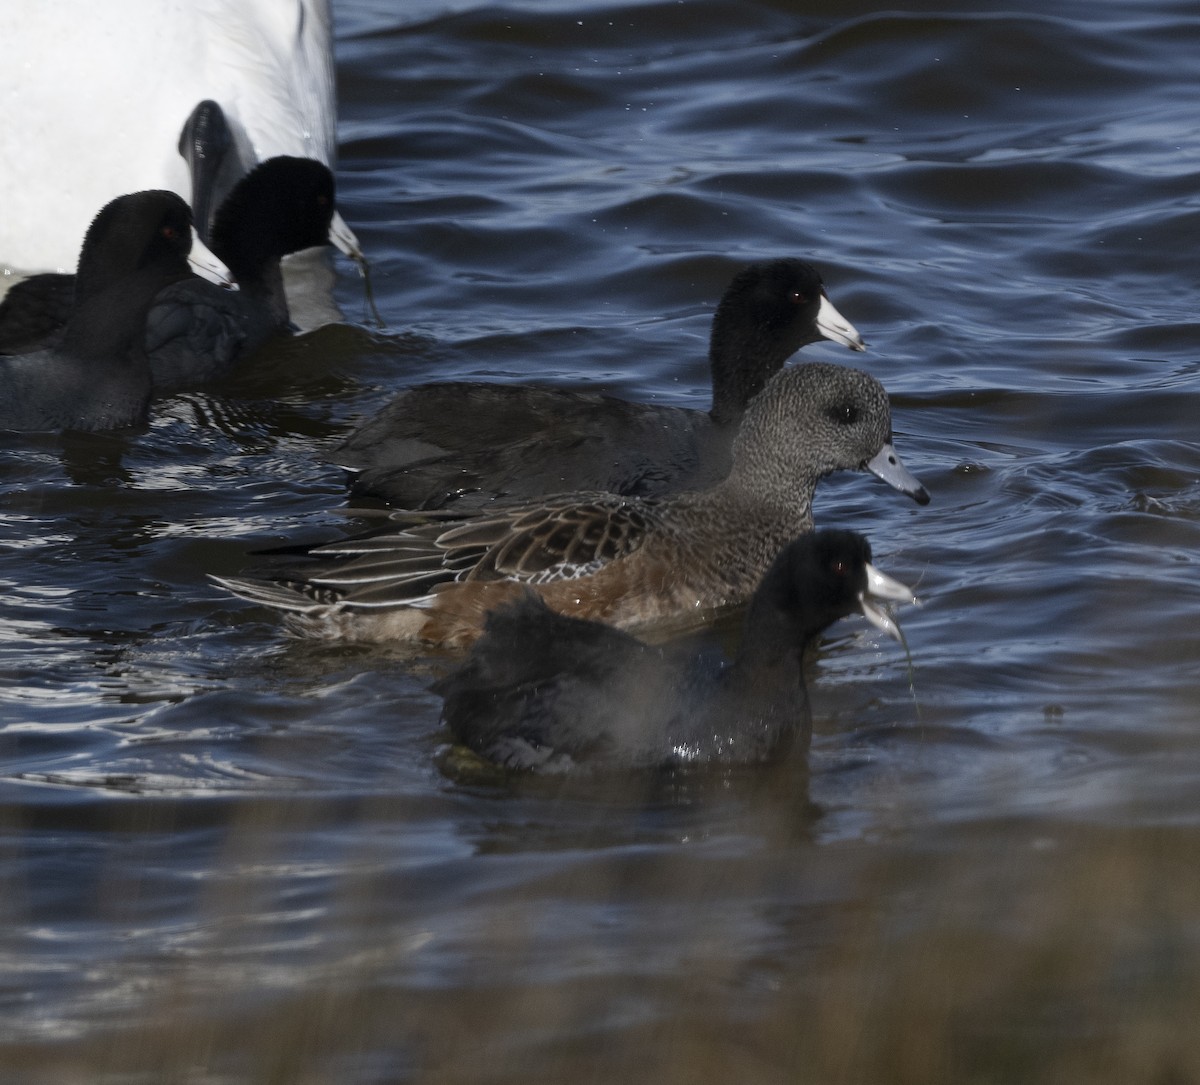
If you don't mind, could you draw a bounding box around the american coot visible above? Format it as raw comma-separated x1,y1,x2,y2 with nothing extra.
0,274,76,355
177,99,362,267
213,362,930,649
0,191,201,432
145,152,345,390
0,153,346,392
335,259,866,510
0,0,345,273
435,529,916,772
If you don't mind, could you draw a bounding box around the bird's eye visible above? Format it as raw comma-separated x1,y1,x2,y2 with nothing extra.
831,560,849,577
827,404,859,425
790,291,807,305
161,225,178,240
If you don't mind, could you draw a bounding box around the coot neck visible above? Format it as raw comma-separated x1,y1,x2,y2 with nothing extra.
708,324,792,426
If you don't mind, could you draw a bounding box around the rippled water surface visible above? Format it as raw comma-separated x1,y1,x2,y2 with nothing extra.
3,1,1200,1081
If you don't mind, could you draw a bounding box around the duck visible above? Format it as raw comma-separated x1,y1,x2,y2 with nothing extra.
336,259,864,510
434,528,916,772
0,152,346,392
0,2,358,325
213,362,930,649
0,191,203,432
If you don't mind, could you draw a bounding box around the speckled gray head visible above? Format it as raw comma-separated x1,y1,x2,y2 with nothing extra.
727,361,930,507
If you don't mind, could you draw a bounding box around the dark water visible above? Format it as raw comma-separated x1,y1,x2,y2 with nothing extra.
3,1,1200,1081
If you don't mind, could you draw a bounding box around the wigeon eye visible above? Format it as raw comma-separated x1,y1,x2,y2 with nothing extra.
826,404,860,426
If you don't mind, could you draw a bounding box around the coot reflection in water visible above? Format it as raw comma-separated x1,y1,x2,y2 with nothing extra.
2,0,1200,1082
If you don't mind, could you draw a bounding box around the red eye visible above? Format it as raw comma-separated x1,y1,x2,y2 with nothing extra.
832,560,849,577
161,225,178,240
791,291,806,305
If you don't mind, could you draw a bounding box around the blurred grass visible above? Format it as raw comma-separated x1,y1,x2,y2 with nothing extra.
3,815,1200,1084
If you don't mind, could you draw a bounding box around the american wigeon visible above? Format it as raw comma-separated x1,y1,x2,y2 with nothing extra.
214,362,929,649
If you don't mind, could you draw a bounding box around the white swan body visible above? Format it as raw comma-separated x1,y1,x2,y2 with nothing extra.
0,0,341,276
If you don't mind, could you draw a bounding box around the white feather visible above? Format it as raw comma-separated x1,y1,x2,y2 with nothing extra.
0,0,341,276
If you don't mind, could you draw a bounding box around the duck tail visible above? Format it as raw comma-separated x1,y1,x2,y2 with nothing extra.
208,574,329,615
